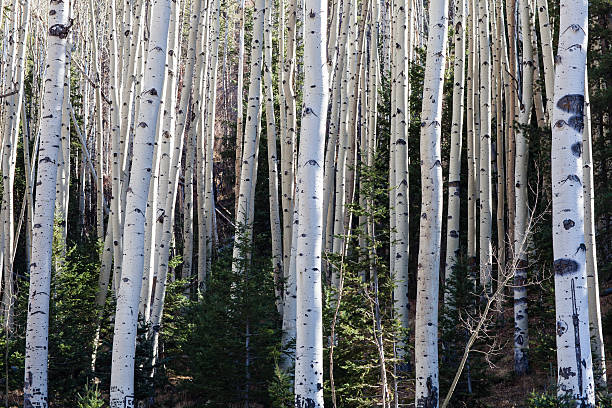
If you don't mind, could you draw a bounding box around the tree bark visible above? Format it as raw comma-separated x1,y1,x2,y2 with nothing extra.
415,0,448,406
294,0,328,404
109,0,171,404
551,0,595,404
23,0,70,405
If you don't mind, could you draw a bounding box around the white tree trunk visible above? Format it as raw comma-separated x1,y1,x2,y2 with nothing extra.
23,0,70,404
263,0,284,315
583,72,606,388
551,0,595,404
109,0,171,404
415,0,448,406
391,0,411,361
536,0,554,123
443,0,465,308
478,0,492,293
232,0,265,272
513,0,534,375
294,0,328,404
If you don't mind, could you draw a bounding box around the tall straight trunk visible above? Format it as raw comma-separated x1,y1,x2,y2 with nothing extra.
294,0,328,404
180,0,202,291
583,72,606,388
195,0,212,293
23,0,70,405
109,0,171,404
203,0,222,274
551,0,595,404
536,0,554,123
87,0,105,247
109,0,125,291
231,0,265,271
492,0,506,307
444,0,465,308
391,0,410,361
263,0,284,315
465,0,477,268
235,0,246,210
183,127,195,291
505,0,517,249
415,0,448,406
148,0,182,348
281,0,298,281
2,0,30,329
478,0,492,293
513,0,534,375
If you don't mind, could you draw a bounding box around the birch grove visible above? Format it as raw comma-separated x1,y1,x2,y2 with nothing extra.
0,0,610,406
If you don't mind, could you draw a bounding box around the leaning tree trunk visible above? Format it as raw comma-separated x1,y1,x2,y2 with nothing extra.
293,0,328,406
414,0,448,406
551,0,595,404
23,0,70,405
109,0,172,405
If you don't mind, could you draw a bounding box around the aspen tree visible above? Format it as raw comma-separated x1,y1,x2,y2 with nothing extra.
23,0,70,404
415,0,448,406
391,0,411,360
444,0,465,308
505,0,517,246
551,0,595,404
536,0,554,122
148,0,182,348
180,0,203,291
513,0,534,375
203,0,222,274
465,0,477,268
109,0,172,404
196,0,213,292
235,0,247,209
294,0,328,404
281,0,298,282
583,73,606,387
2,0,30,328
263,0,284,314
232,0,265,272
492,0,506,302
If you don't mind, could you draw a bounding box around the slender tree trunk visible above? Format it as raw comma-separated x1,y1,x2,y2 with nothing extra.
536,0,554,123
444,0,465,308
263,0,284,315
391,0,411,362
551,0,595,404
109,0,171,404
415,0,448,406
294,0,328,404
513,0,534,375
23,1,70,405
583,72,606,388
232,0,265,272
235,0,247,211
